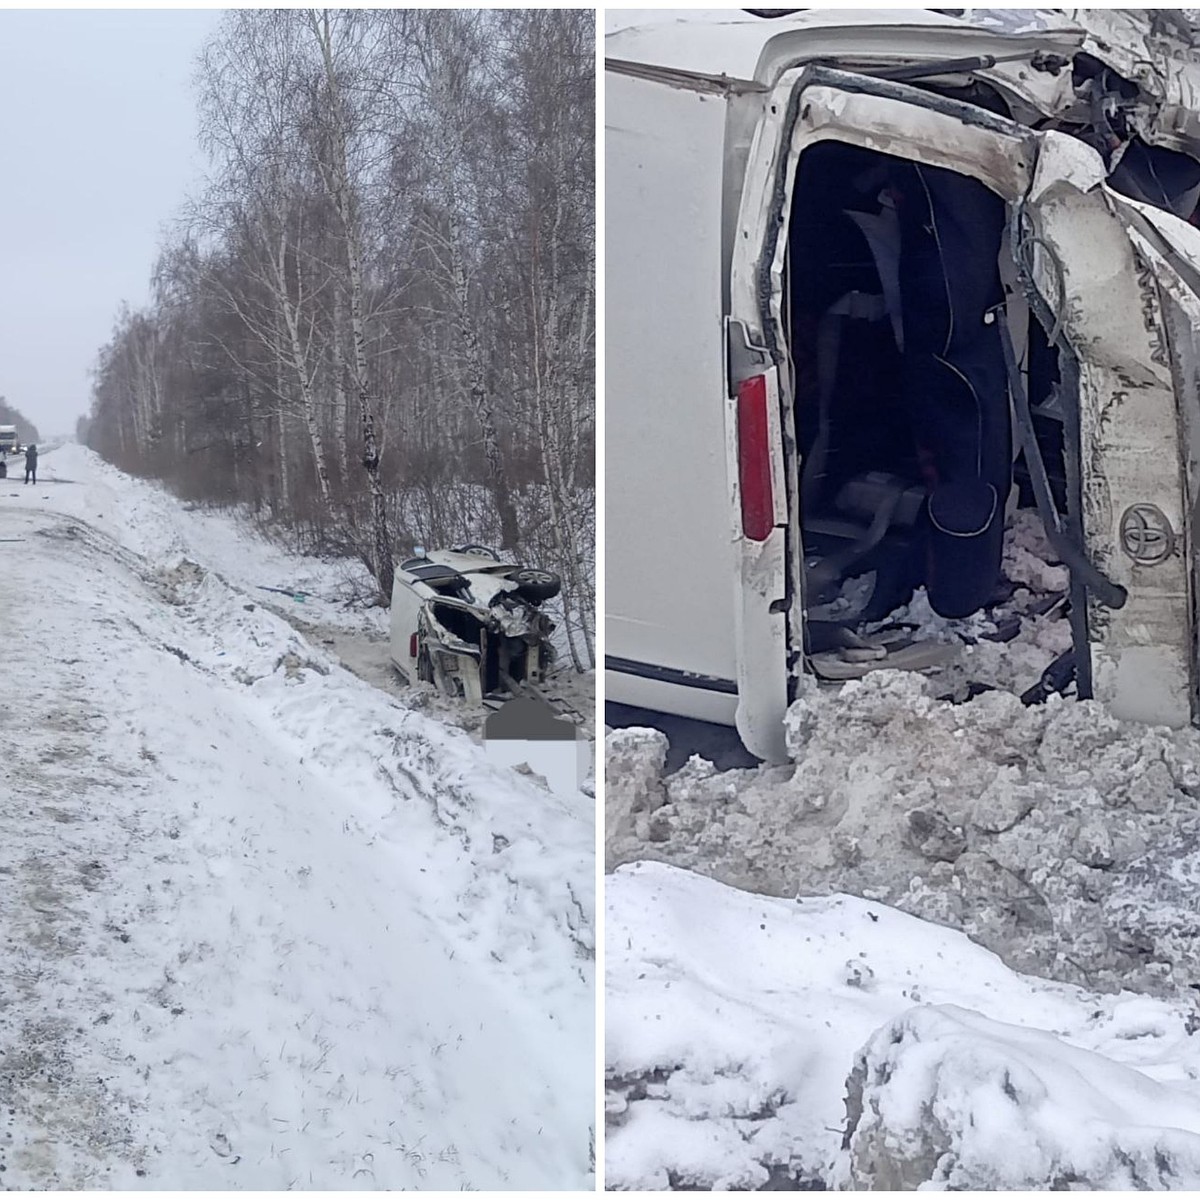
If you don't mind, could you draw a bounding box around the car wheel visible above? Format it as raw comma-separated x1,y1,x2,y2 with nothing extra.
454,542,499,559
512,567,561,603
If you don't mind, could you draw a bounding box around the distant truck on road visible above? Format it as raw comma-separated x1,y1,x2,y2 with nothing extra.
0,426,16,457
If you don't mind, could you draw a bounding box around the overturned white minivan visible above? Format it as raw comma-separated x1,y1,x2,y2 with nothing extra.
607,9,1200,761
390,547,560,705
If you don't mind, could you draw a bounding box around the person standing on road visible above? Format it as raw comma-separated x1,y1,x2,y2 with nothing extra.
24,444,37,485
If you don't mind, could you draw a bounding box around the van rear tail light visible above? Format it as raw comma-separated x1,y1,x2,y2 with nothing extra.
737,374,774,541
409,633,419,658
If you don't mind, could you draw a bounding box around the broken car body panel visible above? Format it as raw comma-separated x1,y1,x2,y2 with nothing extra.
607,9,1200,157
1107,192,1200,723
389,549,555,706
1024,148,1193,726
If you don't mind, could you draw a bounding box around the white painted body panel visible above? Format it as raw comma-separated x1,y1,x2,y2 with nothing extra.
389,577,426,680
605,69,740,717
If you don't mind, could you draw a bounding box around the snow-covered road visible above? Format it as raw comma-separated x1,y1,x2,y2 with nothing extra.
0,445,594,1189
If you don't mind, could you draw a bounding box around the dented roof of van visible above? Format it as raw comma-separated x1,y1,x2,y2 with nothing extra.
605,9,1200,157
604,9,1084,83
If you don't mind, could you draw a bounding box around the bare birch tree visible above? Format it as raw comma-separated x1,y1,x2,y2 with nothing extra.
86,8,595,662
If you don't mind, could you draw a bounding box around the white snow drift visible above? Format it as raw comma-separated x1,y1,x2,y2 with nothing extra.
606,524,1200,1188
606,862,1200,1191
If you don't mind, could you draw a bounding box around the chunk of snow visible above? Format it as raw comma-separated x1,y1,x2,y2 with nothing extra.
844,1004,1200,1189
606,862,1200,1190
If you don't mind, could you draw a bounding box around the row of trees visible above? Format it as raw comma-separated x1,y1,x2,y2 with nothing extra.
86,8,594,668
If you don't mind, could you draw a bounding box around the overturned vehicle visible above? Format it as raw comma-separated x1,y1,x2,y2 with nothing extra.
389,547,560,705
607,9,1200,761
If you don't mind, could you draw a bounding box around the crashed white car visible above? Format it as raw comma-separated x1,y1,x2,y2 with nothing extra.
389,546,560,705
607,7,1200,761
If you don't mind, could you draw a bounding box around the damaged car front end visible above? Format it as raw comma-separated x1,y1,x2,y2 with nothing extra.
390,547,559,706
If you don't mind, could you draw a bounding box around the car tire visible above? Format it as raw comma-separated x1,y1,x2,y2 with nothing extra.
454,543,499,559
512,567,561,603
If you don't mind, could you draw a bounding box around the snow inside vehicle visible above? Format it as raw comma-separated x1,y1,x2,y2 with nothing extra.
389,546,560,705
607,9,1200,761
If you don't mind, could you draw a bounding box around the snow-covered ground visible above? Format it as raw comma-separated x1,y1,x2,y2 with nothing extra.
607,862,1200,1190
607,668,1200,996
606,506,1200,1189
0,444,594,1189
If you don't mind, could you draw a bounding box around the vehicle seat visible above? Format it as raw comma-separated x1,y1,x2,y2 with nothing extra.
799,286,925,616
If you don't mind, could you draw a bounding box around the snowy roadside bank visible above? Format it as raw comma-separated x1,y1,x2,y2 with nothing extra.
25,443,595,742
0,446,593,1188
606,862,1200,1191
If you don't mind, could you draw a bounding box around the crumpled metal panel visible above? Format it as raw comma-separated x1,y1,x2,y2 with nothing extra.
1029,133,1193,725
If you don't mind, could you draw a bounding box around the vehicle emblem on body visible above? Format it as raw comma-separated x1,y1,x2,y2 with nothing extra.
1119,503,1175,565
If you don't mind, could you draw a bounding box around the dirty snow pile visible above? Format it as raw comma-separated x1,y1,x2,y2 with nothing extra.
608,670,1200,995
607,862,1200,1190
0,445,593,1189
940,507,1072,695
607,656,1200,1187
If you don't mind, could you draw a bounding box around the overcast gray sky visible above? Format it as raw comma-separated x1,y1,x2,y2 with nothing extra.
0,7,222,437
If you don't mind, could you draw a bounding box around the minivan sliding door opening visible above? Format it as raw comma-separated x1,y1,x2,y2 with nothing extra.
787,139,1072,699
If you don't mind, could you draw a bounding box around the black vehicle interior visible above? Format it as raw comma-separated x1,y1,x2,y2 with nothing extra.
401,558,474,600
786,140,1068,658
426,598,536,695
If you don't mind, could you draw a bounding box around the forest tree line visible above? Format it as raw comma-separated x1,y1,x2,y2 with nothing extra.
85,8,594,669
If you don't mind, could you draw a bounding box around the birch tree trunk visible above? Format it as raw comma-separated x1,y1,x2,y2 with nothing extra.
309,8,394,599
445,208,520,552
273,310,291,516
273,229,334,514
332,288,350,498
276,404,290,516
